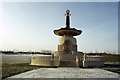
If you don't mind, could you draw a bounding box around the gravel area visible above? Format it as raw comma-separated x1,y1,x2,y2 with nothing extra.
7,68,119,78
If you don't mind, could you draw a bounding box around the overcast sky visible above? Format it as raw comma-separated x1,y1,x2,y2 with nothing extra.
0,2,118,53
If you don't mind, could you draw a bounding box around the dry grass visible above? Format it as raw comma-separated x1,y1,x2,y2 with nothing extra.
103,55,120,63
2,63,40,79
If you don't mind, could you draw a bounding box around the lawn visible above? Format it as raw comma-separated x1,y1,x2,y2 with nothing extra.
103,55,120,63
2,63,40,79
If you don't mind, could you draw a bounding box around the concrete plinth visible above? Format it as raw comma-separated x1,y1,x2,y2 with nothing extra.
8,68,119,78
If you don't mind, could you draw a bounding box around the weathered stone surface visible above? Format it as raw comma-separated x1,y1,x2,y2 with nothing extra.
8,68,119,78
58,36,77,52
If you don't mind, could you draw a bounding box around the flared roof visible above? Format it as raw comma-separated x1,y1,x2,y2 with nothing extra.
54,28,82,36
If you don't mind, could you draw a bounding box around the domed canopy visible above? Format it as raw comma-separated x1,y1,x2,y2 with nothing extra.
54,28,82,36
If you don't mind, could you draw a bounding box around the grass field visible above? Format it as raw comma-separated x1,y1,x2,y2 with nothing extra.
2,63,40,79
103,55,120,63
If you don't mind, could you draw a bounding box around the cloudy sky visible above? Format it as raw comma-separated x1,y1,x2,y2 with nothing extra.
0,2,118,53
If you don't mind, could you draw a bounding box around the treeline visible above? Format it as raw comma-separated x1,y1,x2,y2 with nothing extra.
86,52,120,56
0,50,119,56
0,51,51,55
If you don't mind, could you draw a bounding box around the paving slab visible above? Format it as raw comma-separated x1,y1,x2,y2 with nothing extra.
7,68,119,78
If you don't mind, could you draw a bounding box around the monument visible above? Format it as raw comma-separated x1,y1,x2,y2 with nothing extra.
53,9,83,67
30,9,104,67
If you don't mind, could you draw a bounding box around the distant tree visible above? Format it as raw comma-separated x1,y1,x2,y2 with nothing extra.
41,50,52,53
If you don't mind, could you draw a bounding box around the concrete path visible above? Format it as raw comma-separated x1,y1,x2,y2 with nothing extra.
8,68,119,78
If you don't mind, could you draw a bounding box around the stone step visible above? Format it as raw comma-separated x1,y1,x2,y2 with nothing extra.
59,61,77,67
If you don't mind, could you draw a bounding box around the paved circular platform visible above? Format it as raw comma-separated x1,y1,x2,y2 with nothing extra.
8,68,119,78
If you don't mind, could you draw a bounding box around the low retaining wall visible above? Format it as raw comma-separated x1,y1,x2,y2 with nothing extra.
83,57,104,67
2,54,104,67
30,56,59,66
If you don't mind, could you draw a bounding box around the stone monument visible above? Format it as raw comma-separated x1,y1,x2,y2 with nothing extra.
53,9,83,67
30,9,104,67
